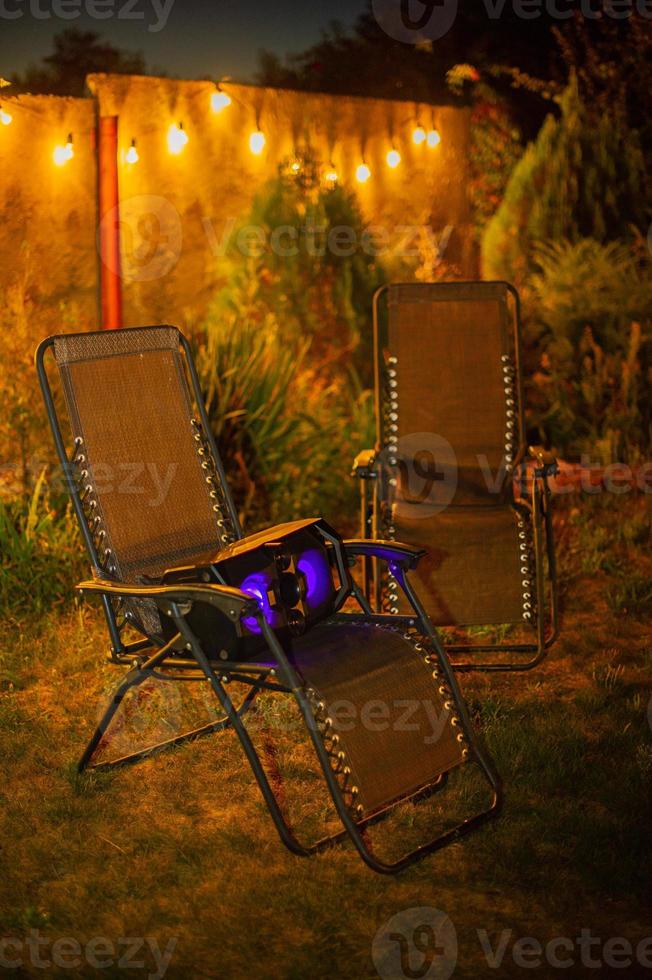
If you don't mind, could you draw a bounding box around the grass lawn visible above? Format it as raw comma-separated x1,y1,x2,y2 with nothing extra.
0,495,650,979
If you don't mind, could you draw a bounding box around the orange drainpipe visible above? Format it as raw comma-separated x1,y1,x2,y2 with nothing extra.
97,115,122,329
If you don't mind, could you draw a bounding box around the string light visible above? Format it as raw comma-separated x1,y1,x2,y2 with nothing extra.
290,159,301,174
412,126,426,145
53,133,74,166
126,138,139,164
324,165,338,184
249,130,266,155
211,87,231,113
386,148,401,168
356,162,371,183
427,128,441,148
167,122,188,154
0,105,12,126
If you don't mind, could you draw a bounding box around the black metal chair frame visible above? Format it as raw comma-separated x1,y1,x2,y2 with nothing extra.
37,331,501,875
353,282,559,674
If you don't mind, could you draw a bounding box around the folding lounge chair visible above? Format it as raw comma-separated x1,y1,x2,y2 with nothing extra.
36,325,500,874
354,282,558,672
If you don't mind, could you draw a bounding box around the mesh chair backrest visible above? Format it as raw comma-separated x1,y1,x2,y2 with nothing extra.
54,327,233,583
385,282,522,507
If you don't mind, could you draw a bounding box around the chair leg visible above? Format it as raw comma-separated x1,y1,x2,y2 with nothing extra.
78,638,261,773
168,606,315,858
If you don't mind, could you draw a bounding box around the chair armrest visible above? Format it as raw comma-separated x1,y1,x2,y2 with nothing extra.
351,448,377,478
76,579,258,620
528,445,558,478
343,539,426,570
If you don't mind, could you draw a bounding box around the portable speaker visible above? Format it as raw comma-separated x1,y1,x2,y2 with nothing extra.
161,518,349,660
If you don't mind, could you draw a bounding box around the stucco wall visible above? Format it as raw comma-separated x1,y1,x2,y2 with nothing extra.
0,93,97,339
88,75,474,330
1,77,472,343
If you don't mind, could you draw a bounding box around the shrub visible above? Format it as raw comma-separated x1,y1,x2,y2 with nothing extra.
210,152,384,382
194,155,381,529
523,239,652,462
481,78,649,285
0,472,83,619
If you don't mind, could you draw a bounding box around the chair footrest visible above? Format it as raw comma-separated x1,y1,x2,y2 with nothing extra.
288,621,469,817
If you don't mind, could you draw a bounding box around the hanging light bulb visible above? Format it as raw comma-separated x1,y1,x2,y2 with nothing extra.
126,138,139,164
167,122,188,154
324,164,338,184
211,87,231,113
427,128,441,148
0,105,12,126
249,130,266,155
386,148,401,168
53,133,74,166
290,159,301,174
356,162,371,183
412,126,426,145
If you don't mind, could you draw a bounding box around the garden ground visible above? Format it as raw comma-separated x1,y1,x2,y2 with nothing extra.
0,494,650,979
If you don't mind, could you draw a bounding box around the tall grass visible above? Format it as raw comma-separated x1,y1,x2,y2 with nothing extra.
195,315,373,529
0,472,82,618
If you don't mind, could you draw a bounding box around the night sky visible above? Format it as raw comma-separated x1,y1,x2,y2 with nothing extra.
1,0,367,81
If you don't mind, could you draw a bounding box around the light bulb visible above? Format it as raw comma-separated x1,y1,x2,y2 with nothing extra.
249,130,265,155
290,160,301,173
412,126,426,145
324,168,338,184
0,107,12,126
211,90,231,113
126,139,139,164
53,134,74,166
167,122,188,154
386,149,401,168
356,163,371,183
427,128,441,148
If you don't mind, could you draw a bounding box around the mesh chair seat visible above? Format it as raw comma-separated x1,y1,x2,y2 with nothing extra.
391,503,532,626
289,621,466,815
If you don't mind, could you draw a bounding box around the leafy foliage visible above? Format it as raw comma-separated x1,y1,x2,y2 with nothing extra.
447,65,523,242
194,154,379,529
523,239,652,462
482,78,649,285
0,472,82,618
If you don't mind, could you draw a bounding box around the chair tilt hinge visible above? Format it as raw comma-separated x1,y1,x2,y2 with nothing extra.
352,448,378,479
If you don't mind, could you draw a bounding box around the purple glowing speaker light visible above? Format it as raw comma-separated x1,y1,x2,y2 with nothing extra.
296,549,332,608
